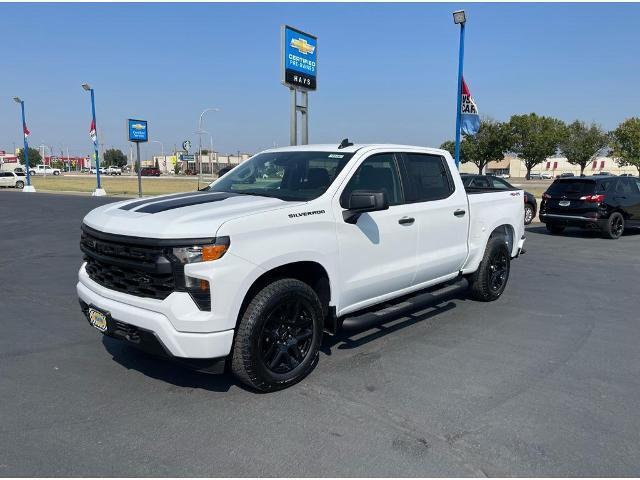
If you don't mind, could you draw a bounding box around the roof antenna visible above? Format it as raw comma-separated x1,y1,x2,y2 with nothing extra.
338,138,353,149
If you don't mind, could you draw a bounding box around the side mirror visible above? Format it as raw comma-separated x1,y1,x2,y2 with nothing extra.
343,190,389,224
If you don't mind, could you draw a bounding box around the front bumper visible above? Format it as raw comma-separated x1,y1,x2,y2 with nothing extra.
77,276,234,360
540,213,608,229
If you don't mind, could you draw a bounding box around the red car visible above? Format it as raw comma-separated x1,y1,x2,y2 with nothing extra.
140,167,161,176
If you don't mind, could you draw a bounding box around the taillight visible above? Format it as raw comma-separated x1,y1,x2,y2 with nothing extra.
542,193,551,200
580,194,605,203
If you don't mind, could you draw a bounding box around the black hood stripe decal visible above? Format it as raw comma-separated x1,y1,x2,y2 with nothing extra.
136,192,241,213
119,191,208,211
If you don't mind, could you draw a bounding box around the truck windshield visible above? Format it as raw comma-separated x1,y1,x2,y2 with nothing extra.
206,151,354,201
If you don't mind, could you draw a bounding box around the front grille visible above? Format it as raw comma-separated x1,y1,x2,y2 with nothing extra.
84,256,175,299
81,229,177,300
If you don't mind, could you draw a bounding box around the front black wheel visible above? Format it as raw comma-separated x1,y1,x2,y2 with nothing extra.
468,236,511,302
231,278,323,391
15,181,24,189
603,212,624,239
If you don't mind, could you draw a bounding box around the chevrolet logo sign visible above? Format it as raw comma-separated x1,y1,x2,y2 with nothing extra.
290,38,315,55
131,123,145,130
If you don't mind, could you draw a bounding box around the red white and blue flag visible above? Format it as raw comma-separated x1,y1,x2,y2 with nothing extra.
23,123,30,139
89,119,97,144
461,77,480,136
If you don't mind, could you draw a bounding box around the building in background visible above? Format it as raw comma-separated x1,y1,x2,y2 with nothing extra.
144,151,252,174
460,155,636,177
44,155,90,171
0,150,19,171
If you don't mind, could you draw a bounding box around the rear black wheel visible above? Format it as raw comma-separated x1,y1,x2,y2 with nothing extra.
603,212,624,239
15,181,24,189
546,223,565,234
468,236,511,302
231,278,323,391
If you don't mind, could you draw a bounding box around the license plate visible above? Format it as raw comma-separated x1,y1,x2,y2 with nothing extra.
559,200,571,207
88,307,109,332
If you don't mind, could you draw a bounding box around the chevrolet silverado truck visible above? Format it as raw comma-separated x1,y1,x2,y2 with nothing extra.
78,143,525,391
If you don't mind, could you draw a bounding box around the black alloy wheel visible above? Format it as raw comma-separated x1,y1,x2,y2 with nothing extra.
604,212,625,239
259,298,314,375
488,249,509,293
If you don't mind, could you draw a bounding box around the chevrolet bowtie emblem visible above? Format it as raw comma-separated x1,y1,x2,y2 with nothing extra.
290,38,315,55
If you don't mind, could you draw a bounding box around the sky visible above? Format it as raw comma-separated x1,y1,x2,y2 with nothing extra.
1,2,639,160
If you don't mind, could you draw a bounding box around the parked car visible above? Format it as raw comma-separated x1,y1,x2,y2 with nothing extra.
557,172,575,178
0,171,25,189
496,173,511,179
540,176,640,239
462,174,538,225
78,143,526,391
593,171,612,176
140,167,161,176
107,166,122,176
30,164,61,176
13,167,26,175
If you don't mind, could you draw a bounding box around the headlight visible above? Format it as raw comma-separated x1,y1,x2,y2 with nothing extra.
172,236,230,264
172,237,230,311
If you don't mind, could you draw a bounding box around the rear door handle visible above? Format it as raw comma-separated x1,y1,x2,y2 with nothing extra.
454,209,466,217
398,216,415,225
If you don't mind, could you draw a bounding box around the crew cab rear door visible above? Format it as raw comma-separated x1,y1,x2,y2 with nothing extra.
398,152,469,285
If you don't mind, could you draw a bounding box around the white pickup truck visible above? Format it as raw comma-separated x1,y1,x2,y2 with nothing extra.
30,164,61,176
78,143,525,391
106,166,122,176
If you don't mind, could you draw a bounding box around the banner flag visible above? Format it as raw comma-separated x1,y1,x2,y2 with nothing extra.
461,77,480,136
89,119,97,144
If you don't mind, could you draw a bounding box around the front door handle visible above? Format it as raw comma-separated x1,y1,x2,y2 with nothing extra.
454,209,466,217
398,216,415,225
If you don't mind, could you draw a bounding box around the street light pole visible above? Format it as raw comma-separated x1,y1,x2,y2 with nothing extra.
197,107,220,188
82,83,106,196
453,10,466,169
13,97,35,192
151,140,164,172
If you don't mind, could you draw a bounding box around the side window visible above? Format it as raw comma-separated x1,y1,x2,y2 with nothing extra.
341,153,403,206
615,178,633,195
402,153,454,202
490,177,512,190
634,178,640,194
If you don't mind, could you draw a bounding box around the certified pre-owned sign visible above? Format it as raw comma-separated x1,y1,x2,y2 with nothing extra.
128,119,148,143
282,25,317,91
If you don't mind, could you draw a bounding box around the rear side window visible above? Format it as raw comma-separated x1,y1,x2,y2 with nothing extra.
548,179,612,196
615,178,635,195
401,153,454,202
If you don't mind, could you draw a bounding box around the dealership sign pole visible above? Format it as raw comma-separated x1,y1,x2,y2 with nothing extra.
452,10,466,169
282,25,317,145
81,83,106,196
128,119,148,197
12,97,36,192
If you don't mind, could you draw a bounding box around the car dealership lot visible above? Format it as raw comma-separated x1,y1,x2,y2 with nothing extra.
1,191,639,476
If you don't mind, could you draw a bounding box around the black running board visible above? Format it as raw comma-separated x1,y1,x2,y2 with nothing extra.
336,277,468,332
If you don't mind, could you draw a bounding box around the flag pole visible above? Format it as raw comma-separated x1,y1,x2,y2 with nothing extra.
454,21,466,169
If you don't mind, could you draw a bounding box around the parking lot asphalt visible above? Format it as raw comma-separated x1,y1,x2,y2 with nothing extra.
1,190,639,477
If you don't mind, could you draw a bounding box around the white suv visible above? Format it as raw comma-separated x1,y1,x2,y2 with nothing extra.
0,171,25,189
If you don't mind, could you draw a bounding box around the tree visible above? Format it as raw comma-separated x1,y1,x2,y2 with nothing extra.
610,117,640,175
507,113,566,179
558,121,609,176
103,148,127,168
440,119,509,173
17,147,42,166
440,138,476,166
